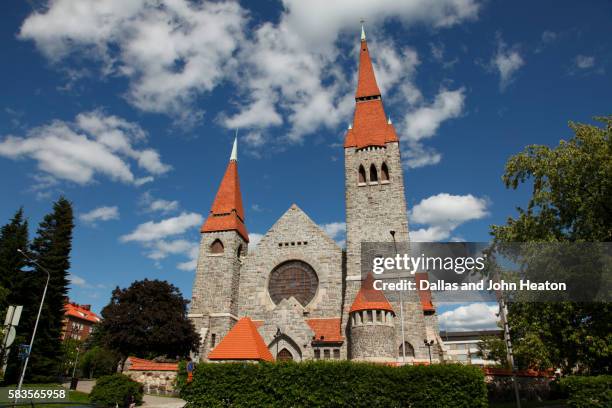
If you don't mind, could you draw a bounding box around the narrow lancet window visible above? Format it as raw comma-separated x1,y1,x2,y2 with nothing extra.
369,164,378,182
381,162,389,181
358,165,366,184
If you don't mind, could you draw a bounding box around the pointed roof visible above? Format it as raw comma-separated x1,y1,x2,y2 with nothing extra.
415,273,436,313
201,139,249,241
345,29,399,149
349,273,395,313
208,317,274,362
355,33,381,99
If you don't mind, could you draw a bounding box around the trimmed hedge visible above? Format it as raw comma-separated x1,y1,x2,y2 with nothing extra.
180,361,487,407
89,373,144,407
559,375,612,408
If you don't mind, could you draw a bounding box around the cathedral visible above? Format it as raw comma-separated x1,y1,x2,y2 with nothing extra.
189,27,443,364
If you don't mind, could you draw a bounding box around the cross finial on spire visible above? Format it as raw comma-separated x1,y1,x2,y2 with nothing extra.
230,130,238,162
360,19,366,41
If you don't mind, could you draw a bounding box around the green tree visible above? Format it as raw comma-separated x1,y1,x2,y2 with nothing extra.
6,197,74,383
0,208,30,384
79,346,120,379
59,338,82,377
491,116,612,374
99,279,199,366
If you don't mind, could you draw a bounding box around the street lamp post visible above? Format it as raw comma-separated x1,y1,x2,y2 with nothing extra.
424,339,434,365
273,328,282,360
16,249,51,392
390,231,406,364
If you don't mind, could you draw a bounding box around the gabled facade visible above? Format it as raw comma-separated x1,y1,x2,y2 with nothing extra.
189,27,443,364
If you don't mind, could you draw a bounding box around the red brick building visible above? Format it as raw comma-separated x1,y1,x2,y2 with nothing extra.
62,300,101,341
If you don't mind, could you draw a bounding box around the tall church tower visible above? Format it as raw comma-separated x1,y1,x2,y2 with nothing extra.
190,137,249,360
343,26,439,362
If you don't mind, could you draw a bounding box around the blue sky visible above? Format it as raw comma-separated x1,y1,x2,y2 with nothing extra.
0,0,610,329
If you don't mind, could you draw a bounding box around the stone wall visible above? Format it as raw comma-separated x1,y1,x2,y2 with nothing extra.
124,370,178,395
350,322,396,362
190,229,246,360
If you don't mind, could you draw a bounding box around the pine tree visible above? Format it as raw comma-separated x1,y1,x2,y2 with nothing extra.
0,208,30,384
5,198,74,383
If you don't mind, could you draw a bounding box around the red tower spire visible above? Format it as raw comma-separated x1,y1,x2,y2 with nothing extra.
345,26,399,149
201,137,249,242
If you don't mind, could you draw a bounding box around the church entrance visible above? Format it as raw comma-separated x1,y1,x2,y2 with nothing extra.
277,348,293,361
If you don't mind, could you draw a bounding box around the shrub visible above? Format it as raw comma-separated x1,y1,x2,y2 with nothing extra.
89,373,143,407
559,375,612,408
180,361,487,408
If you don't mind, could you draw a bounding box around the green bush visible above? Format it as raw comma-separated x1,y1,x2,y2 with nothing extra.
180,361,487,408
89,373,143,407
559,375,612,408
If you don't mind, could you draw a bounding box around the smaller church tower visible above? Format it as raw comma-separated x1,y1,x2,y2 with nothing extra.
190,137,249,360
349,274,396,362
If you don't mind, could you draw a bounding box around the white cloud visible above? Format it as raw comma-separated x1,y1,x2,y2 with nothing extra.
121,212,203,270
80,206,120,224
401,88,465,168
320,222,346,247
120,212,202,242
490,36,524,91
19,0,480,136
140,191,179,214
0,110,170,187
409,193,489,241
575,55,595,69
69,273,88,288
19,0,246,127
438,303,499,331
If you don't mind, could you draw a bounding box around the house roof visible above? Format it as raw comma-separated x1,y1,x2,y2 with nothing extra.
208,317,274,362
126,357,178,372
64,303,101,324
349,273,394,314
201,141,249,241
415,273,436,313
345,35,398,149
306,318,343,343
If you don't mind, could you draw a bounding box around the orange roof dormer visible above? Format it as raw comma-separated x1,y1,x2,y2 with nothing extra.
201,137,249,242
208,317,274,362
345,25,399,149
349,273,395,314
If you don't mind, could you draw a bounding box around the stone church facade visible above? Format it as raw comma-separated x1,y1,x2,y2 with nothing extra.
189,28,443,364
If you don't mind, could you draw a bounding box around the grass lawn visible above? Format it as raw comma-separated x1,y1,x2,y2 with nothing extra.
490,400,568,408
0,383,90,405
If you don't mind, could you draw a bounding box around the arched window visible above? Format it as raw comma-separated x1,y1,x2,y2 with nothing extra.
237,244,243,257
358,165,366,184
381,162,389,181
277,348,293,361
369,164,378,183
399,341,415,358
210,239,224,254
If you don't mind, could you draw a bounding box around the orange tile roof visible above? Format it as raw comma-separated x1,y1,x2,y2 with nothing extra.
355,39,381,99
201,160,249,242
345,37,399,149
349,273,395,313
415,273,436,313
127,357,178,372
208,317,274,362
345,100,398,148
64,303,101,324
306,318,343,343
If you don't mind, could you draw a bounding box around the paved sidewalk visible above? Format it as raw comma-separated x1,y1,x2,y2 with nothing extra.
63,379,186,408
